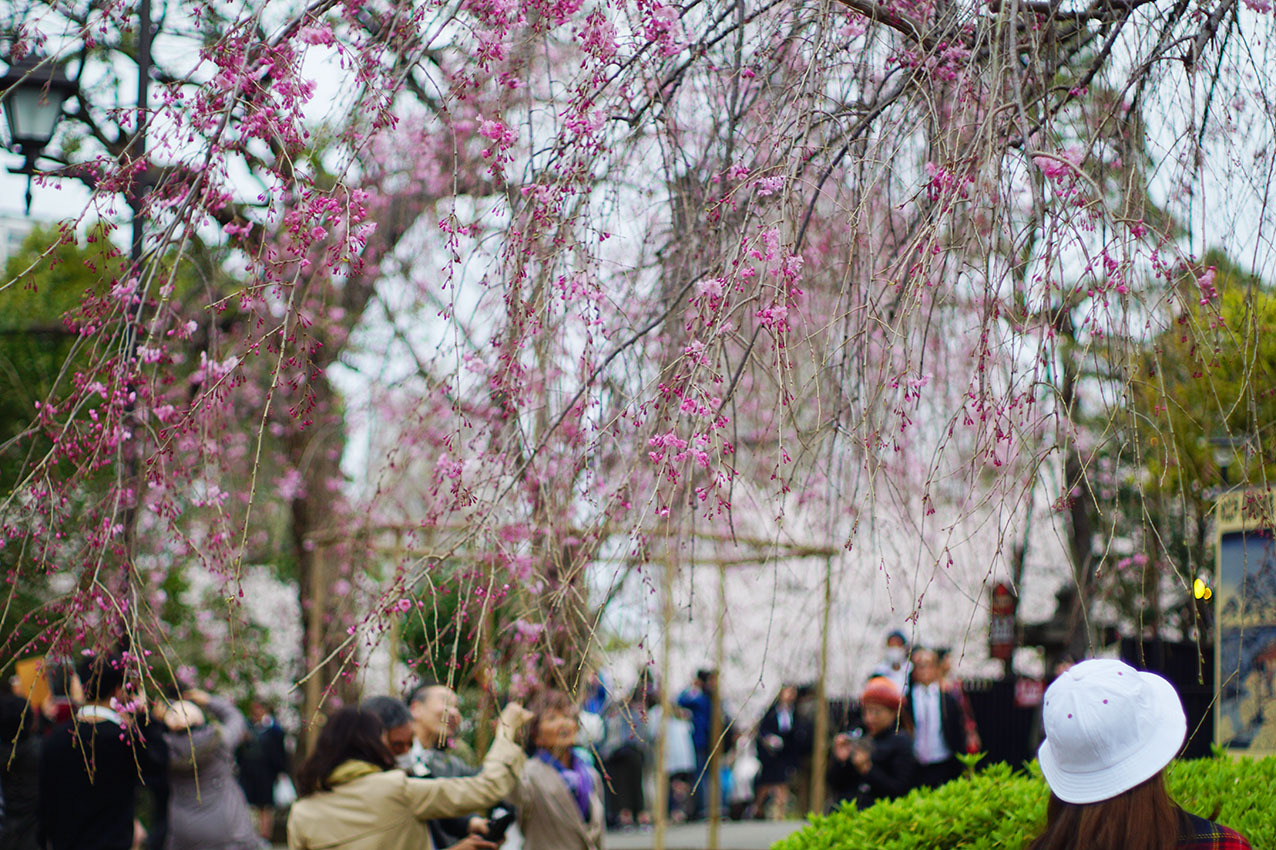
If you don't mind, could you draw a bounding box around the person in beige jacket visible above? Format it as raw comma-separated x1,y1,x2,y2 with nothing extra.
286,702,531,850
515,690,605,850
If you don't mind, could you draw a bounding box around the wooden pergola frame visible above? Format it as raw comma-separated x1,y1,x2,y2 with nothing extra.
303,522,841,850
649,538,839,850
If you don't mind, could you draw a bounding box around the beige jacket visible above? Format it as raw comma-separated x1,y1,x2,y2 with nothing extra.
515,756,605,850
286,734,526,850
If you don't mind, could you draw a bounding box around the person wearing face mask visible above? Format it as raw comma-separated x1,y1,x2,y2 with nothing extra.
868,630,912,692
362,697,497,850
515,690,604,850
287,703,531,850
363,698,417,769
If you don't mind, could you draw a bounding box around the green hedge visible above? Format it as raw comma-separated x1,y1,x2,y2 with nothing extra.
773,756,1276,850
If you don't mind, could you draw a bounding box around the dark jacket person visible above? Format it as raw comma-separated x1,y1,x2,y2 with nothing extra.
903,648,967,789
38,653,170,850
0,685,41,850
826,677,917,810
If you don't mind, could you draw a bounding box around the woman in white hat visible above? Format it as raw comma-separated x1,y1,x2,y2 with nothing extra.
1027,659,1251,850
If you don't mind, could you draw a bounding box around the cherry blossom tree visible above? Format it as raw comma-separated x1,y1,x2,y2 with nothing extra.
2,0,1274,733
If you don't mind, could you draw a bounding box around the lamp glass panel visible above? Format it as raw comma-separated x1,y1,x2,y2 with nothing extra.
3,86,64,148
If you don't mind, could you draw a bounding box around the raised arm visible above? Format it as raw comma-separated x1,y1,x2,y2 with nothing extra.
197,694,249,748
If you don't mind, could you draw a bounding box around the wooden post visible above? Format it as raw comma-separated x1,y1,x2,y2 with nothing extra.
388,613,401,696
475,571,495,757
708,560,726,849
303,545,328,754
653,548,675,850
388,530,404,697
810,555,833,814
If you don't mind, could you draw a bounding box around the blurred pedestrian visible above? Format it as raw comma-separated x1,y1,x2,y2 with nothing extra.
581,672,610,716
363,697,417,766
868,631,912,692
676,669,723,820
157,690,259,850
905,648,966,789
725,732,758,820
286,702,530,850
363,696,492,850
936,649,981,754
646,696,697,823
236,700,290,843
1026,659,1251,850
749,685,808,820
0,675,42,850
38,652,170,850
826,677,916,810
599,687,650,829
515,690,604,850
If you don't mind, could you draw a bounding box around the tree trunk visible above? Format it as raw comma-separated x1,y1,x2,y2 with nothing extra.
289,375,353,758
1059,334,1097,659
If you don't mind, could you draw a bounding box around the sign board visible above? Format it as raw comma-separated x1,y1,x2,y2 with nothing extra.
1014,677,1045,709
989,581,1018,661
14,656,50,710
1214,489,1276,757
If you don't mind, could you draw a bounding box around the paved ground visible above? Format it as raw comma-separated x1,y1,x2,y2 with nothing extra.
275,819,808,850
604,820,808,850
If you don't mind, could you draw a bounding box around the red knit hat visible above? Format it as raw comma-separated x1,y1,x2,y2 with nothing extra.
861,676,903,712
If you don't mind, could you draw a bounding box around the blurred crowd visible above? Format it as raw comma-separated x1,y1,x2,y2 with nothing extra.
0,631,982,850
573,630,983,829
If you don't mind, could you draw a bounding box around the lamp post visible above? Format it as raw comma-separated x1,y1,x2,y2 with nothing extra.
1208,433,1250,488
2,1,153,599
0,55,78,213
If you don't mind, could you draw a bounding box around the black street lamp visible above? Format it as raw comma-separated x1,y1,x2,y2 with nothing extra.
1208,433,1250,488
0,55,78,213
3,11,151,581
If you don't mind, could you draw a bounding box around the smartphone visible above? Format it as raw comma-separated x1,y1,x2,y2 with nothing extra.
485,806,516,842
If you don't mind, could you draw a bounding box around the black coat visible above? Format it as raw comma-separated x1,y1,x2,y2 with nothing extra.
755,705,810,785
235,718,288,807
39,716,170,850
0,694,41,850
826,729,917,810
903,684,966,762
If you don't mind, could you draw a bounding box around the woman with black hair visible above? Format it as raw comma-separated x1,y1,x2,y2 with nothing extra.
286,701,531,850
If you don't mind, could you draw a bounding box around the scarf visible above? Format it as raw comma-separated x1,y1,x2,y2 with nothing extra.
77,705,126,725
536,749,593,822
327,759,384,787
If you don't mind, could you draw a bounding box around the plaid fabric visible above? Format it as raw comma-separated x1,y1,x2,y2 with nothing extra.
1178,813,1252,849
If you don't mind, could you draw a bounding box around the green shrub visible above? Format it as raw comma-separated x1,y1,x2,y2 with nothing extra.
773,756,1276,849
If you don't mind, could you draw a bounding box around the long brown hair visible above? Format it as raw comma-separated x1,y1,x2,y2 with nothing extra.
295,707,395,797
1026,772,1186,850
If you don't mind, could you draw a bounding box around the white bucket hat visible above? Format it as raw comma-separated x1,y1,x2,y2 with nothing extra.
1037,658,1186,804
